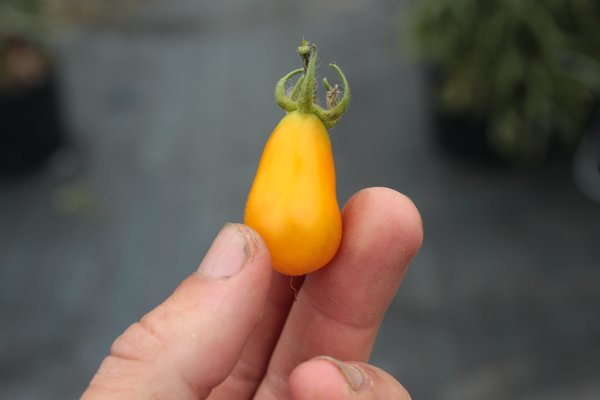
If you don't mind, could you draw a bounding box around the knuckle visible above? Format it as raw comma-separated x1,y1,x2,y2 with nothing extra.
110,321,165,363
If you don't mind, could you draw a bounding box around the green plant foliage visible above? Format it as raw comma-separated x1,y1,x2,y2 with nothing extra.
0,0,55,46
410,0,600,160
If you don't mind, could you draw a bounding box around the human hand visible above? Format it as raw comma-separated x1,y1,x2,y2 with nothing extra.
82,187,423,399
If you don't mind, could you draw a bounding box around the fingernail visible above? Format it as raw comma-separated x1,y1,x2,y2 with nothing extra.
197,223,251,278
319,356,365,391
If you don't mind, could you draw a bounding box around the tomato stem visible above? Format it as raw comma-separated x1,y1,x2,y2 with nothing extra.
274,40,351,128
297,45,318,114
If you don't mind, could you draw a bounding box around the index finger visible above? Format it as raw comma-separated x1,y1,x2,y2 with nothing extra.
255,187,423,399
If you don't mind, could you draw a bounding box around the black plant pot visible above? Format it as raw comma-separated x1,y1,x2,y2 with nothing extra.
423,66,503,166
0,70,65,176
432,109,503,165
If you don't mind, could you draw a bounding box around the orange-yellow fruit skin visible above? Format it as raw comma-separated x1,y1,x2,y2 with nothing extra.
244,111,342,276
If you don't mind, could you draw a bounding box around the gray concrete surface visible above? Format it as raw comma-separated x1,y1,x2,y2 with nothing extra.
1,0,599,398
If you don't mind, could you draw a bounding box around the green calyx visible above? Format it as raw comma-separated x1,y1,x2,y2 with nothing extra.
275,40,350,128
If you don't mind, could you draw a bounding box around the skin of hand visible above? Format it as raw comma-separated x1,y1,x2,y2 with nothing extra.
82,187,423,400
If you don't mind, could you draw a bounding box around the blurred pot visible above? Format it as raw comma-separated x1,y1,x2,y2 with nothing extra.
425,66,503,166
0,38,65,176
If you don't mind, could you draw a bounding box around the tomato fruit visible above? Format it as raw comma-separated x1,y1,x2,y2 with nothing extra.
244,41,350,276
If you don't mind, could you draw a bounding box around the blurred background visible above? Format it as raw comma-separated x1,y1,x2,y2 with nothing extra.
1,0,599,398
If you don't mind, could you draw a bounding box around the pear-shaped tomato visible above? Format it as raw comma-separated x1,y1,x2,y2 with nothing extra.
244,40,350,276
245,111,342,275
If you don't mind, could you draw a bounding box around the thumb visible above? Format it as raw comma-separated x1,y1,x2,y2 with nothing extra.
82,224,272,400
289,356,411,400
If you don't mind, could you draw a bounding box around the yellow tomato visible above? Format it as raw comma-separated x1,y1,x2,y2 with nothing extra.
244,40,350,276
245,111,342,275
